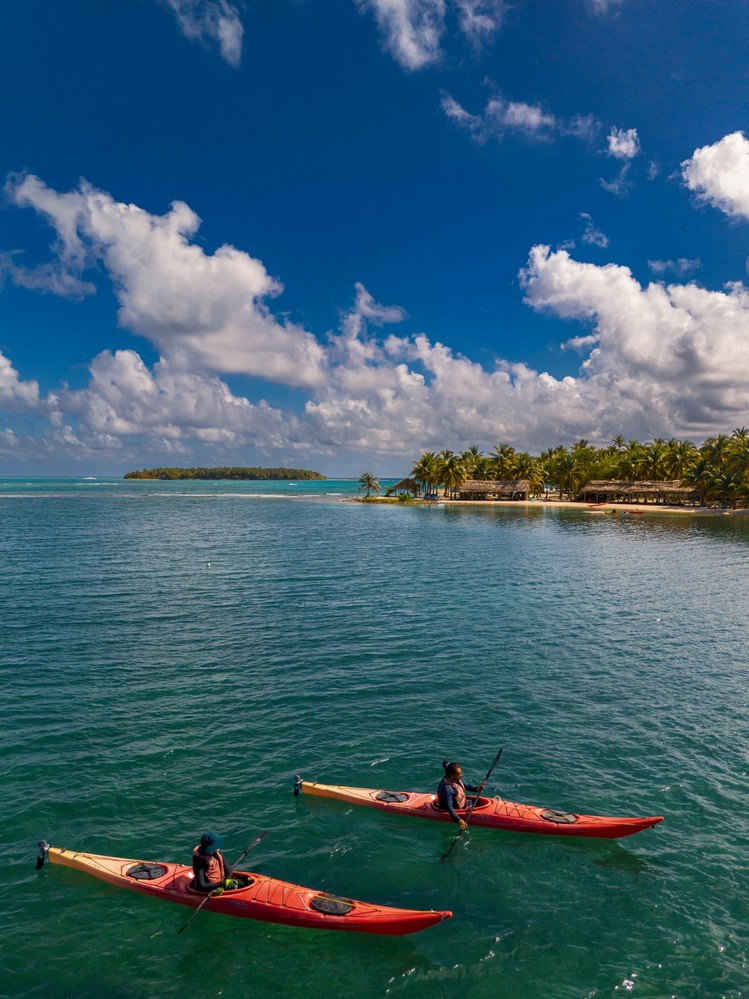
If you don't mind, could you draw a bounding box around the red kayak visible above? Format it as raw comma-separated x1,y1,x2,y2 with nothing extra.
40,844,451,935
295,779,663,839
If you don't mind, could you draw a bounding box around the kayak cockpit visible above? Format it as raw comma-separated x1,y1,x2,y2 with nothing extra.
183,873,256,895
430,796,493,814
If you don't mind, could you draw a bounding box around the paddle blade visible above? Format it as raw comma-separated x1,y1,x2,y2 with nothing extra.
36,840,49,870
293,775,302,797
441,829,465,862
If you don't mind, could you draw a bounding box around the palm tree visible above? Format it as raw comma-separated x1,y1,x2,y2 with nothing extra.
539,445,569,496
615,440,647,479
490,442,517,479
664,438,698,479
706,470,746,508
702,434,732,466
358,472,381,498
441,452,468,498
436,450,454,491
684,459,715,506
411,452,439,496
460,446,485,478
642,440,668,480
555,452,581,499
727,437,749,479
513,453,545,496
571,439,598,485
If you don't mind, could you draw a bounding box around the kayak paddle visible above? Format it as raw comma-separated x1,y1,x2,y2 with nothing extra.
177,830,268,934
36,840,50,870
441,746,504,861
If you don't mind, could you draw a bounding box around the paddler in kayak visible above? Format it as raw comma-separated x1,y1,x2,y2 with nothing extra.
437,761,486,831
192,831,240,893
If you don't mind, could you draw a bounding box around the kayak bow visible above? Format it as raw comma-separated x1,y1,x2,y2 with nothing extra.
295,780,663,839
40,844,451,935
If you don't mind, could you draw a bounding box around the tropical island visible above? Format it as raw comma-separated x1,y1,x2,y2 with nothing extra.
124,466,325,480
358,430,749,510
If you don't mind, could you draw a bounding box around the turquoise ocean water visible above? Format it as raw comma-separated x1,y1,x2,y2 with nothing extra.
1,477,747,998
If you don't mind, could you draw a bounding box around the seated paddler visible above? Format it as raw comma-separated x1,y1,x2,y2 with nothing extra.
192,831,239,893
437,761,485,831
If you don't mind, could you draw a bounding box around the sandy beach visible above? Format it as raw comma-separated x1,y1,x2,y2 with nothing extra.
404,496,749,516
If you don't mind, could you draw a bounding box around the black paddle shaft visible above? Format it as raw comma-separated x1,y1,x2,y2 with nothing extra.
478,746,504,795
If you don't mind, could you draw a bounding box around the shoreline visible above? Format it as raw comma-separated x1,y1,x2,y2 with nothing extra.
363,496,748,517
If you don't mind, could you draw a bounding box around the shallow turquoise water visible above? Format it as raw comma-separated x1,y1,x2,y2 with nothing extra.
1,479,747,997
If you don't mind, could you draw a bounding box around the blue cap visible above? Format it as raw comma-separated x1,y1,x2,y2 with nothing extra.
198,831,223,855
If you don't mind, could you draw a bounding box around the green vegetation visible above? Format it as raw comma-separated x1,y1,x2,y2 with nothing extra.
407,430,749,508
358,472,381,497
124,467,325,480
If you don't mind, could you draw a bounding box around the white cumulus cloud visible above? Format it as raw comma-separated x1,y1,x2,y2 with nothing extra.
50,350,295,447
682,131,749,221
607,126,640,160
520,245,749,434
4,175,749,469
0,351,40,409
6,175,326,389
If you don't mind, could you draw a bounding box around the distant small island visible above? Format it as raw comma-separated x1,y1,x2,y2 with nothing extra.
124,466,326,480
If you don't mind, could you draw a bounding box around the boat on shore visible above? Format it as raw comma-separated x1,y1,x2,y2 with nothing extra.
39,844,451,935
295,779,663,839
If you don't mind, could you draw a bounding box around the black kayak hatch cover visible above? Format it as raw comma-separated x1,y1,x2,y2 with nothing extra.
126,863,168,880
540,809,578,824
310,895,354,915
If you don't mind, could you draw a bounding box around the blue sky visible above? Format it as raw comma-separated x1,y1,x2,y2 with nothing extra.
1,0,749,476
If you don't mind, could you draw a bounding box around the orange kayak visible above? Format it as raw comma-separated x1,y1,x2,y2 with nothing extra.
42,845,451,935
295,780,663,839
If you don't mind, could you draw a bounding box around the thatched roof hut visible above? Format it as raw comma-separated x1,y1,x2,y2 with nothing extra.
457,479,530,500
392,477,419,494
578,480,699,504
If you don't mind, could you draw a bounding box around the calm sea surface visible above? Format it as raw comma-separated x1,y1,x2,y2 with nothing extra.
1,478,747,998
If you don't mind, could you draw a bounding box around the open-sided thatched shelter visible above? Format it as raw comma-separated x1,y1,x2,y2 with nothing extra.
391,477,420,495
456,479,530,500
578,480,700,505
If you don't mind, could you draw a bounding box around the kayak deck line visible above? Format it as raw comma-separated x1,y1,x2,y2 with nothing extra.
295,779,664,839
41,845,452,935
